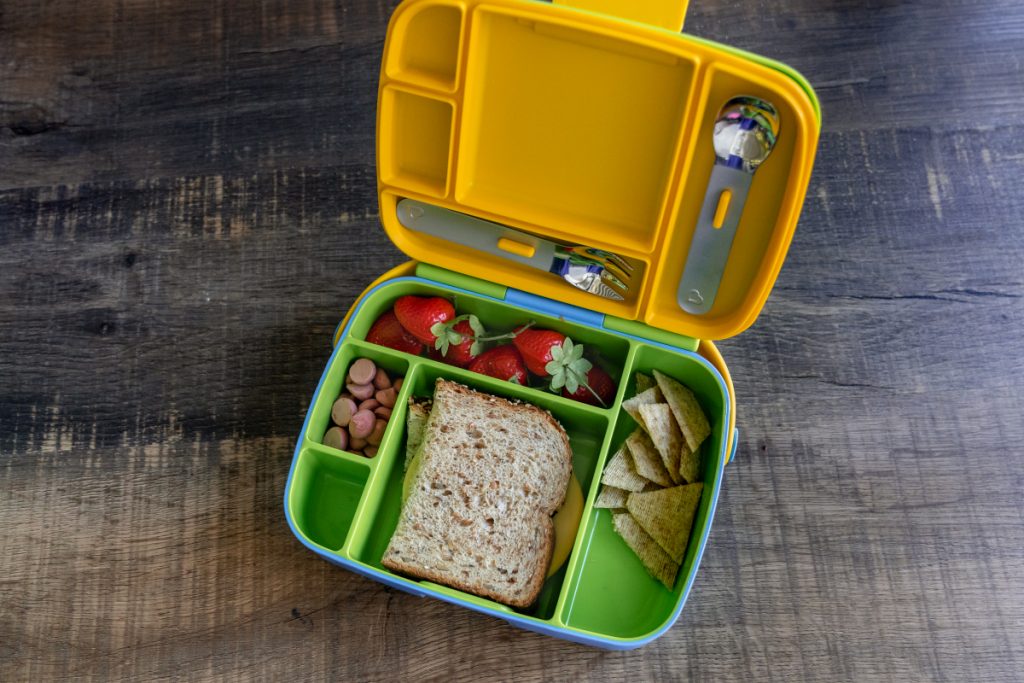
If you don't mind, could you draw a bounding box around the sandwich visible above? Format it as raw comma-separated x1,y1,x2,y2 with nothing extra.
382,379,573,608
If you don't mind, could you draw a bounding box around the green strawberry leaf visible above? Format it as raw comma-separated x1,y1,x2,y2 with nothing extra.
447,329,462,345
545,359,562,376
550,343,564,362
569,342,584,362
569,357,592,376
508,375,521,385
564,372,580,394
468,315,485,337
470,340,483,356
550,368,566,391
430,322,447,338
562,338,574,358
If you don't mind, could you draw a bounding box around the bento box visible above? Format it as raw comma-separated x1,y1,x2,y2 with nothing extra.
284,0,820,649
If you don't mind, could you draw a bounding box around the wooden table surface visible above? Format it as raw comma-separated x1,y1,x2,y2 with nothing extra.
3,1,1023,680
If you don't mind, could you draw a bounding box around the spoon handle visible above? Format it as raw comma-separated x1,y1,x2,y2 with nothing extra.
677,164,753,314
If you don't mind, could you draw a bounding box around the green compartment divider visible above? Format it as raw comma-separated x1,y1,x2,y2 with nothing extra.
287,447,371,552
602,316,699,352
415,262,508,299
295,339,420,555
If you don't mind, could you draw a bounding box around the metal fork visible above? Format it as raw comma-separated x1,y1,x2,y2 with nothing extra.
552,246,635,300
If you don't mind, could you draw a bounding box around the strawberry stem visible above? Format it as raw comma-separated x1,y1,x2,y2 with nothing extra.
459,319,535,343
472,331,518,342
510,321,536,337
581,381,608,408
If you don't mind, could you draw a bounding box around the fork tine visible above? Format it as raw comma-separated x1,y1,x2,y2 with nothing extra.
601,261,632,285
606,253,634,275
593,280,625,301
599,269,629,296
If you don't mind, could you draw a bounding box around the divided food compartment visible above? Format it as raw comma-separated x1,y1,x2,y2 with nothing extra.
377,0,818,339
285,276,728,644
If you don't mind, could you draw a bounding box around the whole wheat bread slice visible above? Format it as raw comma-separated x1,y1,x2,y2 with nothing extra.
382,379,573,608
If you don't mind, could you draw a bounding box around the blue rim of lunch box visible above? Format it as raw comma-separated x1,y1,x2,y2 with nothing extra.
283,275,731,649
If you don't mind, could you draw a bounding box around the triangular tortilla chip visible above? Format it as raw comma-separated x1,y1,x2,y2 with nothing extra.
637,403,683,485
620,386,663,426
635,373,655,394
626,483,704,563
679,441,701,484
612,512,678,589
654,370,710,451
594,485,629,509
625,429,673,487
600,445,647,492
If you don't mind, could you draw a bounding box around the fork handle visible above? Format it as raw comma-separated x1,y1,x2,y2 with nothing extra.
396,199,558,272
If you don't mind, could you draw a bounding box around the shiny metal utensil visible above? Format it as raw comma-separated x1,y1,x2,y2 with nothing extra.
396,198,638,301
677,97,780,314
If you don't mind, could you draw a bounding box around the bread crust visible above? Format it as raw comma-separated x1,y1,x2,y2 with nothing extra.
382,519,553,609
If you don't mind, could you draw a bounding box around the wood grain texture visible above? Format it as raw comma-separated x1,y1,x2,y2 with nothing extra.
2,0,1023,681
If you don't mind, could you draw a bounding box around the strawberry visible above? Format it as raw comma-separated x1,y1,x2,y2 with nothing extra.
435,317,482,367
428,314,482,367
562,365,616,406
393,295,455,346
468,345,528,385
365,309,423,355
513,328,609,405
512,328,568,376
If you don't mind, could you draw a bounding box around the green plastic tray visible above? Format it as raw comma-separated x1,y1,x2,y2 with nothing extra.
284,273,729,648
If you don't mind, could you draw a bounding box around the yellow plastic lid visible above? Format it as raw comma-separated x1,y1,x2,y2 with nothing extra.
376,0,820,340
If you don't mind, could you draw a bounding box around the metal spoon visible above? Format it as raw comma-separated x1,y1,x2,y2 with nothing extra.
677,97,780,314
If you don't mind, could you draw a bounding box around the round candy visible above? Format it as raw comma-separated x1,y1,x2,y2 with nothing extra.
375,387,397,408
373,368,391,390
347,382,375,400
322,426,348,451
331,397,357,427
348,409,376,440
348,358,377,385
367,419,387,446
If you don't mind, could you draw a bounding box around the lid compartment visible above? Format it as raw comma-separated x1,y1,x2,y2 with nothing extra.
455,8,699,254
384,1,465,92
379,87,457,199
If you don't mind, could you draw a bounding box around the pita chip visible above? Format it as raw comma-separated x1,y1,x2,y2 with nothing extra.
625,428,674,487
635,373,656,394
654,370,710,451
594,485,629,509
621,386,663,426
637,403,684,485
600,444,648,492
612,512,678,589
678,441,701,484
626,483,704,563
